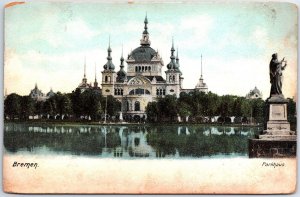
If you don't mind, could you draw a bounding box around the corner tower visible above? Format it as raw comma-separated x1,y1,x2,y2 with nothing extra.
101,38,116,96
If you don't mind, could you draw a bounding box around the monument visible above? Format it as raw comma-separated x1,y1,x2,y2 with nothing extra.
249,53,297,158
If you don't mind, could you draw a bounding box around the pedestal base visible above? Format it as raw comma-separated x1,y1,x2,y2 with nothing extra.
248,95,297,158
249,138,296,158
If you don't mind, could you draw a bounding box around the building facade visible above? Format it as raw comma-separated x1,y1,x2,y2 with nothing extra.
29,83,54,101
101,16,208,118
246,86,262,99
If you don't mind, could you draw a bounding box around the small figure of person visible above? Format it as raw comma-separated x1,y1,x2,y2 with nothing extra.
269,53,287,97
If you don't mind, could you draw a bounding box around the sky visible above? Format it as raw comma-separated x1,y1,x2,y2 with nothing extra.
4,1,298,100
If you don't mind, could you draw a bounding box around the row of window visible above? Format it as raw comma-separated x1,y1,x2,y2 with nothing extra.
168,75,176,82
112,88,174,96
135,66,151,72
156,88,166,96
129,88,151,95
114,88,123,95
104,76,112,82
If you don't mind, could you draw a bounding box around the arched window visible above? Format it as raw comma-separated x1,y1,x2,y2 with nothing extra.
159,89,162,95
121,89,123,95
129,90,134,95
105,76,108,82
156,89,159,95
163,89,166,95
148,66,151,71
114,89,117,95
117,89,120,95
135,101,140,111
173,75,175,81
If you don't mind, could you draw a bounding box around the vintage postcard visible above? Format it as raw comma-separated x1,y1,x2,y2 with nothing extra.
3,0,297,194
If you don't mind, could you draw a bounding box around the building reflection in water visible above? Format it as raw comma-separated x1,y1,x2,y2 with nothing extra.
4,123,261,158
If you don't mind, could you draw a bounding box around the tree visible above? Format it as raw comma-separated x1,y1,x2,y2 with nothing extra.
54,92,72,119
250,98,265,123
146,102,159,122
20,96,34,120
4,93,21,120
42,97,56,118
205,92,220,121
177,101,191,122
70,89,84,118
241,99,251,119
157,95,178,121
34,101,44,119
218,95,235,118
101,95,121,120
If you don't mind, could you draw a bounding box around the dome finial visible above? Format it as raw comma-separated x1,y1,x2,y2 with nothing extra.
140,15,151,46
84,56,86,78
120,44,124,66
94,62,97,81
103,36,115,70
201,54,203,78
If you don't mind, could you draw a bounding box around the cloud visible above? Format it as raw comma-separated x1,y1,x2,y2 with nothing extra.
66,18,99,39
4,48,109,95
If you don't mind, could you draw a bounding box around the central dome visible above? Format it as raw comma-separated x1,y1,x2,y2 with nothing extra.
130,46,157,62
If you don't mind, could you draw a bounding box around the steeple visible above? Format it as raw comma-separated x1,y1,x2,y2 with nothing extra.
116,45,127,82
176,47,179,64
82,57,87,83
84,56,86,78
94,63,98,88
195,54,208,93
140,13,151,46
143,13,148,35
120,44,124,69
103,36,115,70
167,38,176,70
200,54,203,79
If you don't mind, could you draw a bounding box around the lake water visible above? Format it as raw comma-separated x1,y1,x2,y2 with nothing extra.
4,123,262,159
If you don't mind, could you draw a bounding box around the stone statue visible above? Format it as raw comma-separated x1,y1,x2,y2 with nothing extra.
269,53,287,97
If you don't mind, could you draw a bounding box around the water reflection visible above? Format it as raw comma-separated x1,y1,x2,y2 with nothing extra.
4,123,261,158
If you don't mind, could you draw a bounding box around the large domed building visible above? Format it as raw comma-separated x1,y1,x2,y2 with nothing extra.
100,15,208,119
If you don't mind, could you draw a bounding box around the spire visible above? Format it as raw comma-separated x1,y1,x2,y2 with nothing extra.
171,38,175,61
35,83,38,89
84,56,86,78
140,14,151,46
82,57,87,84
143,13,148,34
103,36,115,70
94,62,98,88
120,44,124,68
107,36,112,60
116,45,127,82
94,63,97,81
200,54,203,79
167,39,177,70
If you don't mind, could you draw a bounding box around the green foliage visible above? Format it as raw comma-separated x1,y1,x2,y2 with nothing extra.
20,96,35,120
145,102,158,122
4,93,21,120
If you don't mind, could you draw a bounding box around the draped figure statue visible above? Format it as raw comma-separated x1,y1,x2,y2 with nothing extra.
269,53,287,97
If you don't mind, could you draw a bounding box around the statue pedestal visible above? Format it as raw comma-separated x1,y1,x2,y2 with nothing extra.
249,95,296,158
